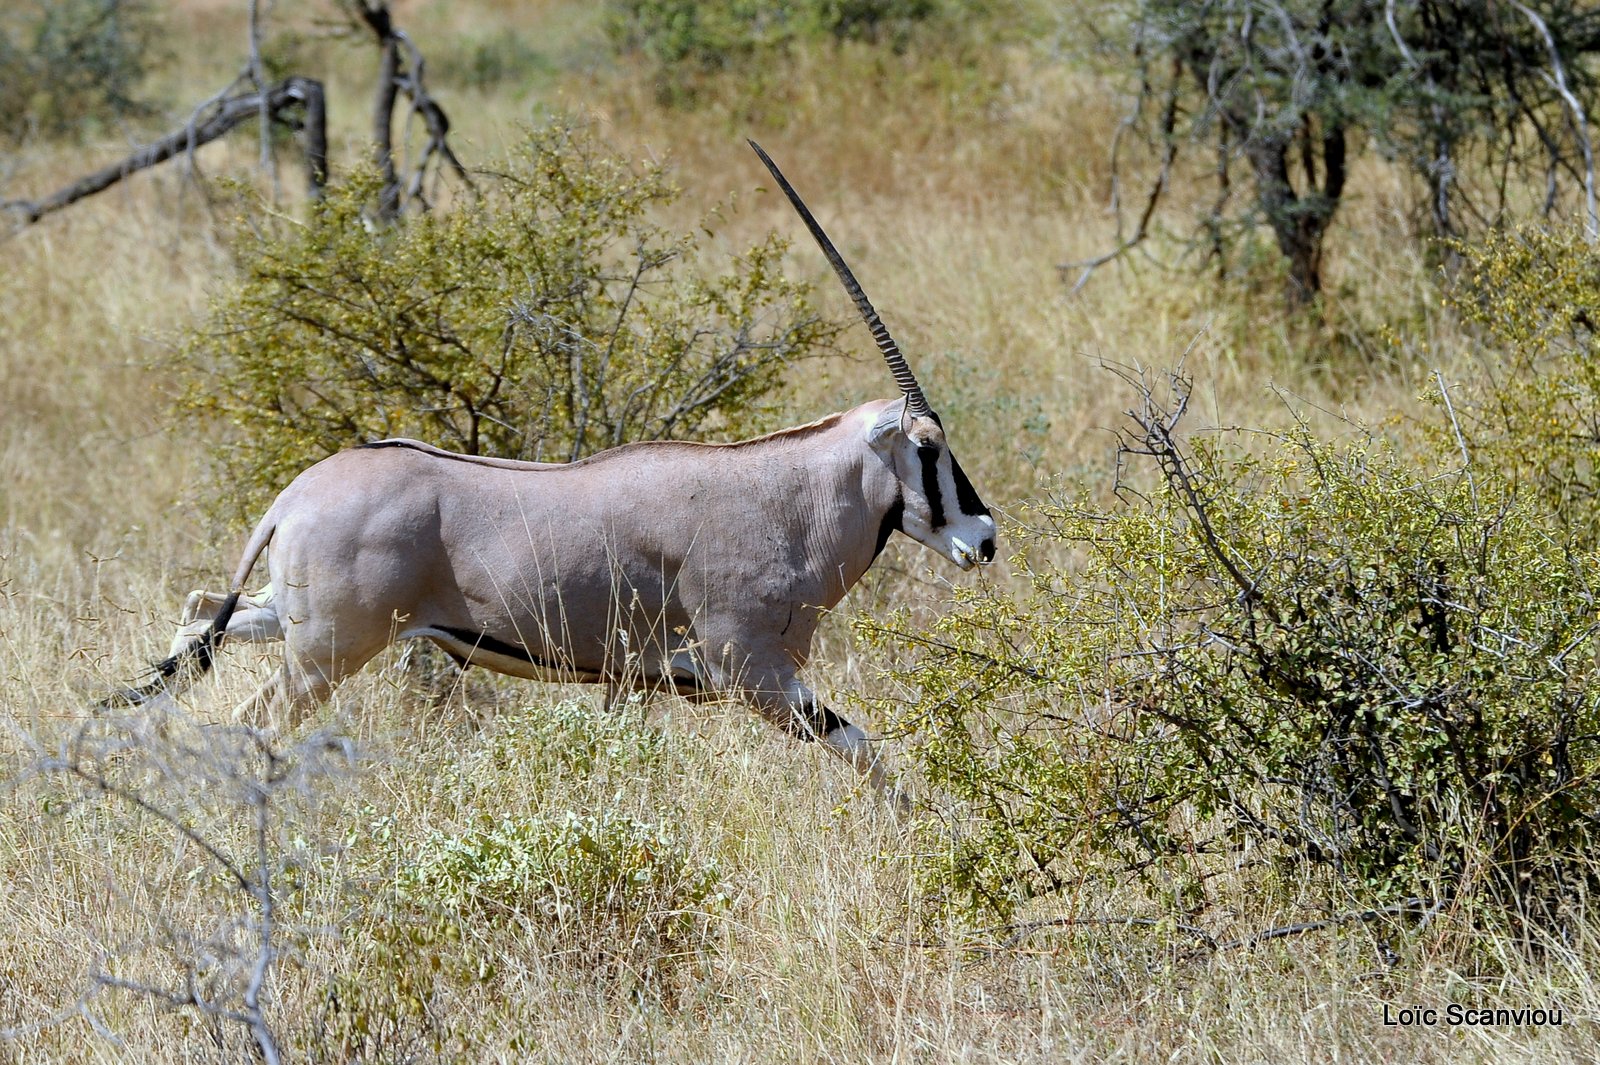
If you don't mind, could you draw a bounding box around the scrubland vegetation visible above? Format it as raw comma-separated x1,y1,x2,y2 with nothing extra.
5,0,1600,1060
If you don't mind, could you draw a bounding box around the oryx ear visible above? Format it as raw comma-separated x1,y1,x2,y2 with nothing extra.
866,401,907,452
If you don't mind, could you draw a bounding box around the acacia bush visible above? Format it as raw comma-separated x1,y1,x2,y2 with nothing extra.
604,0,980,102
1088,0,1600,307
179,121,840,518
0,0,158,143
1447,225,1600,548
863,369,1600,931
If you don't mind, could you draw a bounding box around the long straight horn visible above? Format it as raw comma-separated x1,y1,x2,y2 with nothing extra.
748,139,931,418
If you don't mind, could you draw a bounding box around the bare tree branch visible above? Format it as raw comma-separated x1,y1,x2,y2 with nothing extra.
395,30,473,202
2,77,326,228
9,705,359,1058
248,0,279,203
350,0,474,220
1061,56,1181,294
1514,0,1599,240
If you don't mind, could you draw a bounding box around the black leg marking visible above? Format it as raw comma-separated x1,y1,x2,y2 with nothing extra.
784,702,846,742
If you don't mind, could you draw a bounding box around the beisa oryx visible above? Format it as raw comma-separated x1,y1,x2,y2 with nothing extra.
110,140,997,792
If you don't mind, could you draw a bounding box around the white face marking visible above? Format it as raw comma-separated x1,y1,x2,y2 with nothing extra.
948,523,999,570
901,476,996,569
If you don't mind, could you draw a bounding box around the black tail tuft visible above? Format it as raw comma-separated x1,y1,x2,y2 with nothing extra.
97,590,242,711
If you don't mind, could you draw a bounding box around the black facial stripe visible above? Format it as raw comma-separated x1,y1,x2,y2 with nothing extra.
873,493,904,561
917,445,946,529
949,455,990,517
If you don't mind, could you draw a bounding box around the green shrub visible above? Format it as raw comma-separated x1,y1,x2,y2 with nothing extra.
312,704,692,1059
608,0,940,64
0,0,158,143
1447,224,1600,548
431,30,554,93
604,0,968,102
401,811,721,926
389,810,724,994
862,373,1600,929
440,700,666,800
179,120,841,520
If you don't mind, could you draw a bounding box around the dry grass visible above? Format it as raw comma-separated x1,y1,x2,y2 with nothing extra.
2,1,1597,1061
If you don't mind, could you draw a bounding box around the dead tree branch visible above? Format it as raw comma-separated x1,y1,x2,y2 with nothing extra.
350,0,474,219
1513,0,1599,240
2,77,326,227
4,0,469,231
1061,55,1181,294
248,0,280,202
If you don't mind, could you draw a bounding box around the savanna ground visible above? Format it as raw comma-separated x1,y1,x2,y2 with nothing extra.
2,0,1597,1061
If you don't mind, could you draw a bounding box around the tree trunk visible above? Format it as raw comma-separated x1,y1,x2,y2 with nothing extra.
1241,121,1347,309
365,3,402,221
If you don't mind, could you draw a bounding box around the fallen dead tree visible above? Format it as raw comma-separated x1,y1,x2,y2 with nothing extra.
1,0,468,230
2,77,326,226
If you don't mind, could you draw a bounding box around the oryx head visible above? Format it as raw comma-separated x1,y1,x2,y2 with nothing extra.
751,141,997,570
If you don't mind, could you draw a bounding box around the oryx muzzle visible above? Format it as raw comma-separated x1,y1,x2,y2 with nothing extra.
107,143,998,802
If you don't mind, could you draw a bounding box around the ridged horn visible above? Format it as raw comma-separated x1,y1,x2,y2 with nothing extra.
748,139,931,418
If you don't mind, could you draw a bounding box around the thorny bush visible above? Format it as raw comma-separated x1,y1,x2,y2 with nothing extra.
25,706,360,1059
1447,224,1600,550
178,120,841,521
862,367,1600,933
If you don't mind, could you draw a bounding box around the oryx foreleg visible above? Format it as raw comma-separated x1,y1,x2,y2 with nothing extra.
747,669,905,809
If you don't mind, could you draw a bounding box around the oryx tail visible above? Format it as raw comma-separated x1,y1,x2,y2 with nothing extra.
101,512,278,708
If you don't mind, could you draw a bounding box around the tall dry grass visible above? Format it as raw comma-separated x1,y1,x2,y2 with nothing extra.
1,1,1596,1062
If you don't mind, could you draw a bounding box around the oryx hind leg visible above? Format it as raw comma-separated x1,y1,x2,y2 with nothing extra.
229,664,328,731
231,638,385,731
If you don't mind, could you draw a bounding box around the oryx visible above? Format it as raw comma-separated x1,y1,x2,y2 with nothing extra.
110,141,997,791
